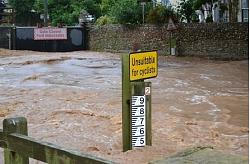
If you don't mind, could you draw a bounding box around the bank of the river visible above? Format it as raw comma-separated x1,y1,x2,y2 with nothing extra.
0,49,248,163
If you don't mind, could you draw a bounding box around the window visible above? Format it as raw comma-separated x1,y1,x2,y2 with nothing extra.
242,9,249,22
242,0,249,22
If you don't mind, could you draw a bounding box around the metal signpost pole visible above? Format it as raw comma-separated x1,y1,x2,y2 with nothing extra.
167,18,177,56
44,0,48,26
169,31,172,55
141,2,146,24
137,0,150,24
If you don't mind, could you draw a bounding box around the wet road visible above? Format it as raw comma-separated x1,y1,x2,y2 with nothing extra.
0,50,248,163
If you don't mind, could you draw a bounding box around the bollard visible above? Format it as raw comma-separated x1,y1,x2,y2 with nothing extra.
3,117,29,164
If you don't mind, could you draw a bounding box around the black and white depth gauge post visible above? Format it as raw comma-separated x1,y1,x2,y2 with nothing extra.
131,96,146,147
122,50,158,151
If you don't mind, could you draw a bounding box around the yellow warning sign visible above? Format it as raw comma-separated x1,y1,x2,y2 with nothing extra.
129,51,158,81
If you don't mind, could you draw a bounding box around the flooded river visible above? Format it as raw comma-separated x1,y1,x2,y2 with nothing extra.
0,49,248,163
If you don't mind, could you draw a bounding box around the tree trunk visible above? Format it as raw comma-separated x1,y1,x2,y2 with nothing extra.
229,0,238,22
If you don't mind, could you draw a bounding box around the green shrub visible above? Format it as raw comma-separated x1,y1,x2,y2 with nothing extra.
205,15,213,22
95,15,114,26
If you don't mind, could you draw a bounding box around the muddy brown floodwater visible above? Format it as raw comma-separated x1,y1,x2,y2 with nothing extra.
0,49,248,164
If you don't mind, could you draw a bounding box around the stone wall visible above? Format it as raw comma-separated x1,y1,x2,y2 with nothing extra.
89,25,173,54
89,23,249,59
177,23,249,59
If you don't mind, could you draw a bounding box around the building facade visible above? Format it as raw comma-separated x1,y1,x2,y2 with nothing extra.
196,0,249,22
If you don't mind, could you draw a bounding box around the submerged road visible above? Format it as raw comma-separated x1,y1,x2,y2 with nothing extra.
0,49,248,163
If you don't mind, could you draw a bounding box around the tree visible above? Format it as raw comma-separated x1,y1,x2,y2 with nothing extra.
146,5,178,24
9,0,35,16
81,0,101,19
100,0,118,15
34,0,101,26
228,0,239,22
0,0,5,21
8,0,40,25
109,0,143,24
193,0,213,22
177,0,197,23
